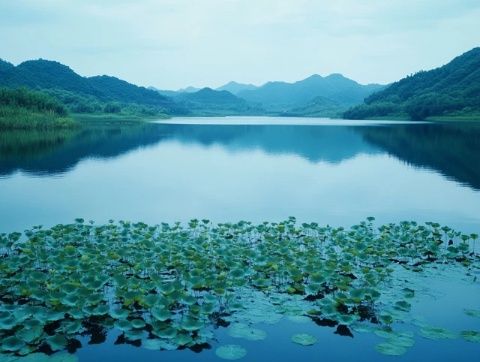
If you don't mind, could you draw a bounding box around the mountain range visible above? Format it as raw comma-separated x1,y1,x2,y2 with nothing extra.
0,57,384,118
152,75,384,117
235,74,384,114
1,47,479,120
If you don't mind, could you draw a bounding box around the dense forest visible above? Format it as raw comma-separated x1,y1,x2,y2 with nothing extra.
167,87,264,116
344,48,480,120
0,87,74,129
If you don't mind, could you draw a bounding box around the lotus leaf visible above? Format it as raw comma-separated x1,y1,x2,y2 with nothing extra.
215,345,247,360
110,308,129,319
291,333,317,346
151,307,171,322
46,335,68,351
1,336,25,352
419,326,456,340
228,323,267,341
461,330,480,343
464,309,480,318
16,326,43,343
375,342,408,356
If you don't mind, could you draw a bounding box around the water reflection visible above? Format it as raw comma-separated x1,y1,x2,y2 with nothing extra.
357,122,480,190
0,124,169,177
2,121,480,188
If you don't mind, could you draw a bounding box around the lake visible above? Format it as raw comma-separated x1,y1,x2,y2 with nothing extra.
0,117,479,361
1,117,480,232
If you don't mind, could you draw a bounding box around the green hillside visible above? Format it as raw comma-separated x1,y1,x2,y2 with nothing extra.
175,87,263,116
0,59,183,116
280,96,346,118
344,47,480,120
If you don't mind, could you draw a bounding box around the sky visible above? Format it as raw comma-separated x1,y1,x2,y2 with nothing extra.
0,0,479,90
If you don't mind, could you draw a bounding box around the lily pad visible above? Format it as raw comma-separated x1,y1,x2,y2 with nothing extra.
375,342,408,356
16,326,43,343
464,309,480,318
142,338,165,350
228,323,267,341
46,334,68,351
287,315,310,324
461,330,480,343
1,336,25,352
215,344,247,360
419,326,456,340
131,319,146,329
291,333,317,346
110,308,130,319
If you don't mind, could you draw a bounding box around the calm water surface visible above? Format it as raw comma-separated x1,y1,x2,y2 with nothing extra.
0,117,479,361
0,117,479,232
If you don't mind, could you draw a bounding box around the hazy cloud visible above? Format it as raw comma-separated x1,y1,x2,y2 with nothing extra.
0,0,479,89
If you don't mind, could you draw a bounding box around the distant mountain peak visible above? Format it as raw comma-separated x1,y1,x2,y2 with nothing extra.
0,58,14,67
217,81,258,95
303,74,323,81
18,59,75,72
223,81,242,86
177,86,201,93
197,87,215,93
0,59,14,74
325,73,347,79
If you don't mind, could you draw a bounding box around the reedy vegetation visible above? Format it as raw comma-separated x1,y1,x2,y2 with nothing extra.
0,88,74,130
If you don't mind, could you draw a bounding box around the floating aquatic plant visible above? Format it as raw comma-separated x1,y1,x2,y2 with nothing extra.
419,326,456,340
375,342,408,356
291,333,317,346
227,323,267,341
0,218,478,359
464,309,480,318
461,331,480,343
215,344,247,360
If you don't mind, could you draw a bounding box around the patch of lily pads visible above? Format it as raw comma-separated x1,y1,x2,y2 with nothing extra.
0,218,478,359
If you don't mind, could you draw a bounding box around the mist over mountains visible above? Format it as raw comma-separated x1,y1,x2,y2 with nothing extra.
153,74,384,117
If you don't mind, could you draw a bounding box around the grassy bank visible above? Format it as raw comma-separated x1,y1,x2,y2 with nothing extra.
0,88,76,130
0,105,75,130
427,114,480,122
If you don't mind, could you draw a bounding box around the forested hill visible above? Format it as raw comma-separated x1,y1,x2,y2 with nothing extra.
344,47,480,120
172,88,263,116
0,59,183,115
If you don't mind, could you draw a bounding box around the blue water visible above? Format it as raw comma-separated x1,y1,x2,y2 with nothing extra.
0,117,479,233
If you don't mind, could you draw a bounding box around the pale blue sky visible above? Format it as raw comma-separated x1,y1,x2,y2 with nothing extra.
0,0,479,89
